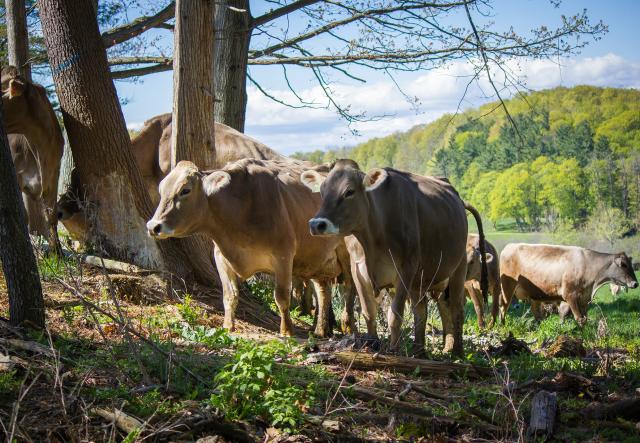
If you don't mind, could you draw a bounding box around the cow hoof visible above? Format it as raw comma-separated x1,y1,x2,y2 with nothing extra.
222,319,235,331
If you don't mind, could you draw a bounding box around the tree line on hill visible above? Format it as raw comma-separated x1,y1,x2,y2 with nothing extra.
293,86,640,233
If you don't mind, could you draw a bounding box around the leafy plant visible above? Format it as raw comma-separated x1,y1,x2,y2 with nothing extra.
176,294,201,327
208,340,314,433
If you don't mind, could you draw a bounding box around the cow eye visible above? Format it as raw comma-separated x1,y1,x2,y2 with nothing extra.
621,261,628,268
343,189,354,199
179,188,191,197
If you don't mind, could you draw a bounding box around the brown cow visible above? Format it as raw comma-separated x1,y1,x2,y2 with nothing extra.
499,243,638,325
57,113,286,237
301,159,488,356
2,66,64,255
146,159,353,338
465,234,500,329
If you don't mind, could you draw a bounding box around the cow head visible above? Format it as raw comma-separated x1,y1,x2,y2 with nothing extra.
606,253,638,290
147,161,229,239
1,66,29,130
301,159,383,236
465,247,493,281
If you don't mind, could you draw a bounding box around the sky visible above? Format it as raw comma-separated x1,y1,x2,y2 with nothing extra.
114,0,640,155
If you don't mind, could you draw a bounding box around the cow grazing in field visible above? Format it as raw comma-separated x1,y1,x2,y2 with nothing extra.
301,159,488,356
56,113,286,237
465,234,500,328
499,243,638,325
2,66,64,255
146,159,354,338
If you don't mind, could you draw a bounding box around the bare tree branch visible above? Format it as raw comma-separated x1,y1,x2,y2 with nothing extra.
102,1,175,48
251,0,321,28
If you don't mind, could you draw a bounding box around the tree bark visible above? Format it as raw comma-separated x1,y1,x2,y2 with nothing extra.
214,0,251,131
171,0,216,167
527,390,557,440
38,0,218,286
0,103,45,329
6,0,31,81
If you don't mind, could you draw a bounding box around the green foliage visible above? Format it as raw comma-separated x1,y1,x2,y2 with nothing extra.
0,370,21,396
294,86,640,232
176,294,201,327
38,255,77,281
208,340,314,433
585,203,631,246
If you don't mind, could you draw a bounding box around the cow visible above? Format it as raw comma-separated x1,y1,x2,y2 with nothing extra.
499,243,638,326
146,159,354,338
57,113,286,233
2,66,64,255
465,234,500,329
301,159,488,356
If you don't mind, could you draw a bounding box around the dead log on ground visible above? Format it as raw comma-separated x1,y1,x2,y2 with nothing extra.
92,408,143,434
334,351,491,378
527,390,557,441
583,398,640,421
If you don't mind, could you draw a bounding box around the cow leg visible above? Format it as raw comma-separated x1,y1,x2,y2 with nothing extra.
42,189,62,257
340,279,357,335
564,294,586,326
530,300,544,321
439,263,466,356
466,283,485,329
388,285,409,352
301,281,314,316
488,280,501,328
558,302,571,322
500,275,517,325
312,279,333,338
410,291,428,357
274,266,295,337
352,261,378,337
213,247,240,331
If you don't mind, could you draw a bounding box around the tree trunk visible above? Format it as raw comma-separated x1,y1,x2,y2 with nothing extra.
38,0,218,286
214,0,251,131
171,0,216,167
0,104,45,329
6,0,31,81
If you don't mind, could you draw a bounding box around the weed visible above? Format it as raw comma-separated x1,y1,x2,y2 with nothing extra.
176,294,201,327
208,339,314,433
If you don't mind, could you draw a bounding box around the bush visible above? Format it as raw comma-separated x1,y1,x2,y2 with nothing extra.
208,340,314,433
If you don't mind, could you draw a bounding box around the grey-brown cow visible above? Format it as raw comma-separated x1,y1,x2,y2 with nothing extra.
2,66,64,255
301,159,488,356
500,243,638,325
465,234,500,329
146,159,353,338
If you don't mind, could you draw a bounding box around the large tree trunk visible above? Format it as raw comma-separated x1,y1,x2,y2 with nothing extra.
6,0,31,81
172,0,216,167
38,0,217,286
214,0,251,131
0,104,45,329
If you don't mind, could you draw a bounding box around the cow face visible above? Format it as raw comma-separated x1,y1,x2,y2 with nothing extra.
302,159,381,236
146,161,221,239
465,247,493,280
607,253,638,290
1,67,28,130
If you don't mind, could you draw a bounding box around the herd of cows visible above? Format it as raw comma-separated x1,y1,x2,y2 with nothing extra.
3,66,639,356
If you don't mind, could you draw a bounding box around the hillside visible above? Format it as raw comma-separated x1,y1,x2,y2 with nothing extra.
293,86,640,230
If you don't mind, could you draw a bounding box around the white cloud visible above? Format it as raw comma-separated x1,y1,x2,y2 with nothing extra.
244,53,640,155
127,122,145,131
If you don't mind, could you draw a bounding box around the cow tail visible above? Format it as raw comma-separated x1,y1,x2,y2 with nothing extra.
464,202,489,305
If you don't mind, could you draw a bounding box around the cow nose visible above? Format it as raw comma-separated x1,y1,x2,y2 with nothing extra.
630,281,638,289
56,210,64,220
309,218,327,235
146,220,162,236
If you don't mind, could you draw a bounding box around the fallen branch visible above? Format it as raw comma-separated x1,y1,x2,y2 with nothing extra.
583,398,640,421
334,351,490,378
0,338,54,358
92,408,143,435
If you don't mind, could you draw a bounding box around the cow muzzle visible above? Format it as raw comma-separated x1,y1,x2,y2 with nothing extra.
308,217,339,236
146,219,171,238
629,280,639,289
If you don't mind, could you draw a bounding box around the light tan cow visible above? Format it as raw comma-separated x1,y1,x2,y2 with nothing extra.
464,234,500,329
2,66,64,254
499,243,638,325
146,159,353,338
301,159,488,356
56,113,286,237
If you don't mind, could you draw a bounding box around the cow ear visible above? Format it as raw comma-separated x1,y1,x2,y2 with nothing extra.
363,168,388,191
8,78,25,98
484,253,494,264
614,255,623,266
300,170,325,193
203,171,231,196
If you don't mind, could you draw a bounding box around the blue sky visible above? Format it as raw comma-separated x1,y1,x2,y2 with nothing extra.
114,0,640,154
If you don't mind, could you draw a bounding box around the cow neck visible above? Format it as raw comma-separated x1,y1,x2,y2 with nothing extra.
351,192,387,266
586,250,616,289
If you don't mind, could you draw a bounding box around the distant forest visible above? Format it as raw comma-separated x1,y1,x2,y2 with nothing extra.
293,86,640,232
